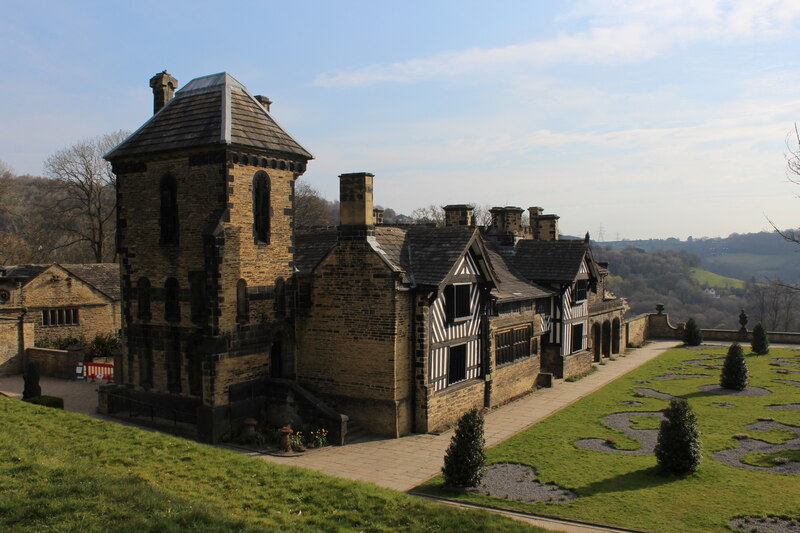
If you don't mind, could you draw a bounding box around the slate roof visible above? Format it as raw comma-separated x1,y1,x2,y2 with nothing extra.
106,72,312,160
294,230,338,274
484,244,552,302
0,263,120,301
397,226,477,287
62,264,121,301
512,239,591,283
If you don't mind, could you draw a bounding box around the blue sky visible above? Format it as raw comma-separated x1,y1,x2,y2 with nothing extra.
3,0,800,239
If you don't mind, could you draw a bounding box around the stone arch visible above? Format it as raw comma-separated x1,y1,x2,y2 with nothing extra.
602,320,612,358
592,322,602,362
612,317,621,354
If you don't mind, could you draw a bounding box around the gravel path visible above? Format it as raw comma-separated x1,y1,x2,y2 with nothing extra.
470,463,576,504
684,358,723,368
767,404,800,410
652,373,708,380
730,517,800,533
698,385,772,396
770,358,800,367
575,411,665,455
713,421,800,474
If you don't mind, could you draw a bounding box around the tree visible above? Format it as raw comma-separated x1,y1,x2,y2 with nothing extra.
294,182,333,228
442,408,486,488
655,398,702,476
410,204,445,226
751,322,770,355
44,131,128,263
682,317,702,346
720,343,748,390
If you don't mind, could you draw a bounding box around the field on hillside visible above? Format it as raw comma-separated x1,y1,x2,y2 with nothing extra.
689,267,745,289
419,346,800,533
0,397,539,533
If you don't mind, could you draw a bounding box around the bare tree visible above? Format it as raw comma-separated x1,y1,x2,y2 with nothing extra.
410,204,445,226
44,131,128,263
294,182,334,228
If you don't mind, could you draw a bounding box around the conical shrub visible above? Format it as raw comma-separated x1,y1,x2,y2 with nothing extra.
442,408,486,488
720,343,748,391
751,322,769,355
682,318,703,346
655,398,702,476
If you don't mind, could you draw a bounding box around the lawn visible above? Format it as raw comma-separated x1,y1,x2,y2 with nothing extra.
417,345,800,533
0,397,542,533
689,267,745,289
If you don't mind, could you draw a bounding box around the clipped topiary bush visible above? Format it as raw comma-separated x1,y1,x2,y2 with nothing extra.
682,318,703,346
26,395,65,409
751,322,769,355
442,408,486,488
655,398,702,476
720,343,749,391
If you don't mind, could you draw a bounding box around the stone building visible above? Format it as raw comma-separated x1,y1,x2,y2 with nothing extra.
102,71,627,441
0,263,121,374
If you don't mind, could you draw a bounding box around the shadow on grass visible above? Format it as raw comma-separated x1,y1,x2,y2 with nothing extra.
574,466,676,496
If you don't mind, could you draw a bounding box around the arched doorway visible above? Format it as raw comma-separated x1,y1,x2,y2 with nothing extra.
602,321,611,358
612,318,621,354
591,323,601,362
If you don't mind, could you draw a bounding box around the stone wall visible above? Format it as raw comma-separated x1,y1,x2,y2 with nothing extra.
295,238,414,437
624,314,649,348
0,318,33,376
425,379,485,433
492,355,540,405
563,350,593,379
25,347,84,379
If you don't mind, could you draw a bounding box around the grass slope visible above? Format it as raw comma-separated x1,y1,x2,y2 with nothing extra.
688,267,744,289
0,397,541,533
418,346,800,533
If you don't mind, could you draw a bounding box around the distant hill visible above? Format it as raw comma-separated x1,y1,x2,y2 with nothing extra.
600,231,800,283
688,267,745,289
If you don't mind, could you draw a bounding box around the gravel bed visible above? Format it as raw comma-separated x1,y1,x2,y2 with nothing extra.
621,400,644,406
652,373,708,380
575,411,665,455
634,380,650,385
713,421,800,474
634,388,675,400
698,385,772,396
684,358,723,368
767,404,800,410
770,359,800,367
713,402,737,408
730,517,800,533
470,463,576,503
774,380,800,388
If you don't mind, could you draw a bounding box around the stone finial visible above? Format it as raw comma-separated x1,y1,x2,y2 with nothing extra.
149,71,178,114
656,303,665,315
255,95,272,112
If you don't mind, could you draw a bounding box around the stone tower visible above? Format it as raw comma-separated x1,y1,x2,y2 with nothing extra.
105,72,312,441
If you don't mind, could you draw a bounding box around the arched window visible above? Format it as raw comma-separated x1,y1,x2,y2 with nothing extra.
236,279,249,322
137,277,151,320
159,175,179,245
253,172,270,243
165,277,180,322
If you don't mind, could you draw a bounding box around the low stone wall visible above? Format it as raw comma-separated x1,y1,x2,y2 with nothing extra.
24,347,84,379
563,350,593,379
624,314,649,348
645,312,800,345
491,355,540,406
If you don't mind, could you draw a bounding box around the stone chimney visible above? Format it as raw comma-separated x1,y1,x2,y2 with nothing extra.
443,204,475,227
339,172,374,238
255,95,272,112
373,207,384,225
149,71,178,115
528,206,559,241
490,206,524,234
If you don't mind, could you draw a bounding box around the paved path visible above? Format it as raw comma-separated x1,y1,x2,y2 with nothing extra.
0,375,102,416
242,341,678,492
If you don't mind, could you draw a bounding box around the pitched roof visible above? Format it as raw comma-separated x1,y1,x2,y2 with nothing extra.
61,264,121,301
294,230,338,274
397,226,477,287
106,72,312,160
1,264,47,281
484,244,552,302
512,239,591,283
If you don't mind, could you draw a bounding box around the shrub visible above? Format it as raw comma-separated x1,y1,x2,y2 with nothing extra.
442,408,486,488
86,332,121,360
655,398,702,476
751,323,769,355
721,343,749,391
26,395,64,409
682,318,703,346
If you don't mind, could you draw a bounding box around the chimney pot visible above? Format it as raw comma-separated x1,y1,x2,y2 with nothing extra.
255,95,272,112
149,71,178,115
